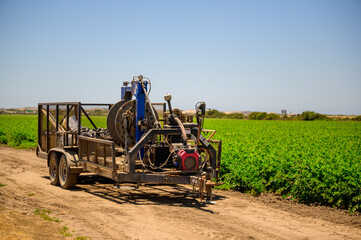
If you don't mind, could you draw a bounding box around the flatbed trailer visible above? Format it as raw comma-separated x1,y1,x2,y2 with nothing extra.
37,93,222,201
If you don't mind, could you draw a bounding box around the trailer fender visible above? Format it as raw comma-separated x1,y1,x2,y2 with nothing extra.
47,148,82,174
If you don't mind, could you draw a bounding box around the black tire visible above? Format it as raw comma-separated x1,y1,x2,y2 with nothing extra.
58,155,77,189
49,153,60,186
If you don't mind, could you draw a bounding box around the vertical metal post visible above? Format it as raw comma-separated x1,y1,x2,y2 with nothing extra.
46,105,49,152
86,140,89,161
78,102,81,134
56,105,59,132
94,142,98,164
38,104,43,150
38,104,42,151
103,144,106,165
66,104,69,146
133,81,147,158
111,143,116,180
71,133,74,148
77,103,81,146
78,138,82,160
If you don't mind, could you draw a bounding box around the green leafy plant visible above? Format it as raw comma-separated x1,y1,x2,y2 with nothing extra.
0,115,37,148
207,119,361,213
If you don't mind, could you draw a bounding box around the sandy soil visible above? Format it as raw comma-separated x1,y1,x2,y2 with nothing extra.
0,146,360,240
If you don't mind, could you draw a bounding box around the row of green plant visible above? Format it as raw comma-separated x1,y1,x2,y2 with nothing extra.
205,109,361,121
205,119,361,213
0,115,38,148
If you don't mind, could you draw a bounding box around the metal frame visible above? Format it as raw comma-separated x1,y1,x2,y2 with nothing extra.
37,102,112,156
37,101,222,198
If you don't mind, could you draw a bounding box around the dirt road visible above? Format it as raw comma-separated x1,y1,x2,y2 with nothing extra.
1,146,360,240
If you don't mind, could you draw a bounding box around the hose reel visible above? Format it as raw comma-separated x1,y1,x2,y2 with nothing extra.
107,99,159,147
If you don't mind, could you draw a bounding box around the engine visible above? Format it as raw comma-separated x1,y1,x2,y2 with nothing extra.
173,149,199,171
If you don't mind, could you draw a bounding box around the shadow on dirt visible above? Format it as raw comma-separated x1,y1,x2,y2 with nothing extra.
68,174,226,213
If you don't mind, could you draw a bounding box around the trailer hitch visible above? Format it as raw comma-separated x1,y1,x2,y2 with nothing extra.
191,168,216,204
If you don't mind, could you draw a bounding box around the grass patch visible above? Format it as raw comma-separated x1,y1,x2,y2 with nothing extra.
27,193,35,196
75,237,92,240
34,209,60,222
33,209,91,239
0,183,5,187
59,225,92,240
59,225,73,237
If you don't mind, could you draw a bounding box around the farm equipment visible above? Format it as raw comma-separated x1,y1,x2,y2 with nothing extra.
36,75,222,201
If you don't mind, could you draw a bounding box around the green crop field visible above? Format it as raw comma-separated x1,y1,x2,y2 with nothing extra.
0,115,38,148
0,114,360,212
204,119,361,213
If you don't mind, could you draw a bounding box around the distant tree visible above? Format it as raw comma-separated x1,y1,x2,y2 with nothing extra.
265,113,280,120
315,113,328,120
299,111,327,121
93,109,104,115
299,111,313,120
248,112,267,120
226,113,245,119
355,115,361,121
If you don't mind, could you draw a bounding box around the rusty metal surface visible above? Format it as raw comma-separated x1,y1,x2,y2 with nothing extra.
107,100,128,145
113,100,158,148
114,100,136,147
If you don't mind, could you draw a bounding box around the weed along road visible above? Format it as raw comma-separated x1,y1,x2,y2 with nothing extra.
0,146,361,240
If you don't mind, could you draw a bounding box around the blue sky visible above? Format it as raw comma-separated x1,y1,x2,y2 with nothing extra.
0,0,360,114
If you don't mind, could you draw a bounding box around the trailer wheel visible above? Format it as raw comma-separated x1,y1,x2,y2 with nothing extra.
58,155,77,189
49,153,60,186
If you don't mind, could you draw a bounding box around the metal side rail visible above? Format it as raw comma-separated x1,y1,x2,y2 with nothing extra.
78,135,118,180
